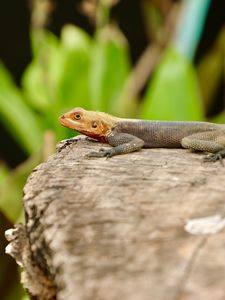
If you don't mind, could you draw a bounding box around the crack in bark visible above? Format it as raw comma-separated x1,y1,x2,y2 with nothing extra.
173,236,208,300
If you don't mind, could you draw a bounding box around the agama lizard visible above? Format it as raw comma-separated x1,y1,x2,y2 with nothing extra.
59,107,225,162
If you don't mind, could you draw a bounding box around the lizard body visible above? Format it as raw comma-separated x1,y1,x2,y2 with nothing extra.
59,107,225,161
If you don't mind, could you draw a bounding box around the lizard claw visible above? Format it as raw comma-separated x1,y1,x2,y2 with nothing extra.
86,148,114,158
203,153,224,165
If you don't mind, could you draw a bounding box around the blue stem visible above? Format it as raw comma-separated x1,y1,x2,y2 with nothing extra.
173,0,211,60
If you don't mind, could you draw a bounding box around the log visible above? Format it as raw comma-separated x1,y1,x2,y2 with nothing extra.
5,137,225,300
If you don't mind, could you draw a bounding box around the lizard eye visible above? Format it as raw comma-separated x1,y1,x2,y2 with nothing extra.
74,113,81,120
92,121,98,128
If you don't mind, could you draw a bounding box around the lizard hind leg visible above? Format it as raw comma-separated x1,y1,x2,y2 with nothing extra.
181,131,225,162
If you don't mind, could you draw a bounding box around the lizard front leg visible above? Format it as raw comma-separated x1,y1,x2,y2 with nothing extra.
181,130,225,162
87,133,145,158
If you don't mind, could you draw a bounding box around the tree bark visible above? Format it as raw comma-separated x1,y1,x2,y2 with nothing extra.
6,137,225,300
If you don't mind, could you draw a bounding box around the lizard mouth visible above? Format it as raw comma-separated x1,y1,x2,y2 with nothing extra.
59,115,87,134
59,115,78,130
59,115,70,127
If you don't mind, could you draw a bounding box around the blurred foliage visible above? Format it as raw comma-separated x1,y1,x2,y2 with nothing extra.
140,47,204,120
0,212,25,300
0,63,43,154
1,0,224,299
197,26,225,113
0,151,42,222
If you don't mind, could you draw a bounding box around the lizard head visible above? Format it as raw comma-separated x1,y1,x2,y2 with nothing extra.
59,107,119,142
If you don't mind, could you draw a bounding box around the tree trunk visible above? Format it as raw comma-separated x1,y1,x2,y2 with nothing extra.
6,137,225,300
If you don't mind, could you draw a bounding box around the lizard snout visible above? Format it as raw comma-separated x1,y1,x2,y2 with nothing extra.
59,114,67,126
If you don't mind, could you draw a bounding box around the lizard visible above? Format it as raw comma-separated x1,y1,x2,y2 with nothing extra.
59,107,225,162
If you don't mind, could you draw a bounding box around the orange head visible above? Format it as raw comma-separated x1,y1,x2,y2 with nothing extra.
59,107,119,142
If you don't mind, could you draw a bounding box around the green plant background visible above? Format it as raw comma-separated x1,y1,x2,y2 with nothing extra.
0,0,224,298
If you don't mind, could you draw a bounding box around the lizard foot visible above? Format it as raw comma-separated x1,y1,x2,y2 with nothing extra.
203,150,225,165
86,148,115,158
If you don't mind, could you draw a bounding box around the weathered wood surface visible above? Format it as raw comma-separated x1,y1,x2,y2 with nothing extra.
19,138,225,299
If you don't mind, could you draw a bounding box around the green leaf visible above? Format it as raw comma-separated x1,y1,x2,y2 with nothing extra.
197,27,225,110
57,25,92,109
140,47,204,121
22,30,62,111
0,151,42,222
89,27,130,112
21,294,30,300
0,163,9,183
210,112,225,124
0,62,43,153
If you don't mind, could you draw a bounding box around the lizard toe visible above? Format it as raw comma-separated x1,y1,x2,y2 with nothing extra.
203,153,224,165
86,148,113,158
